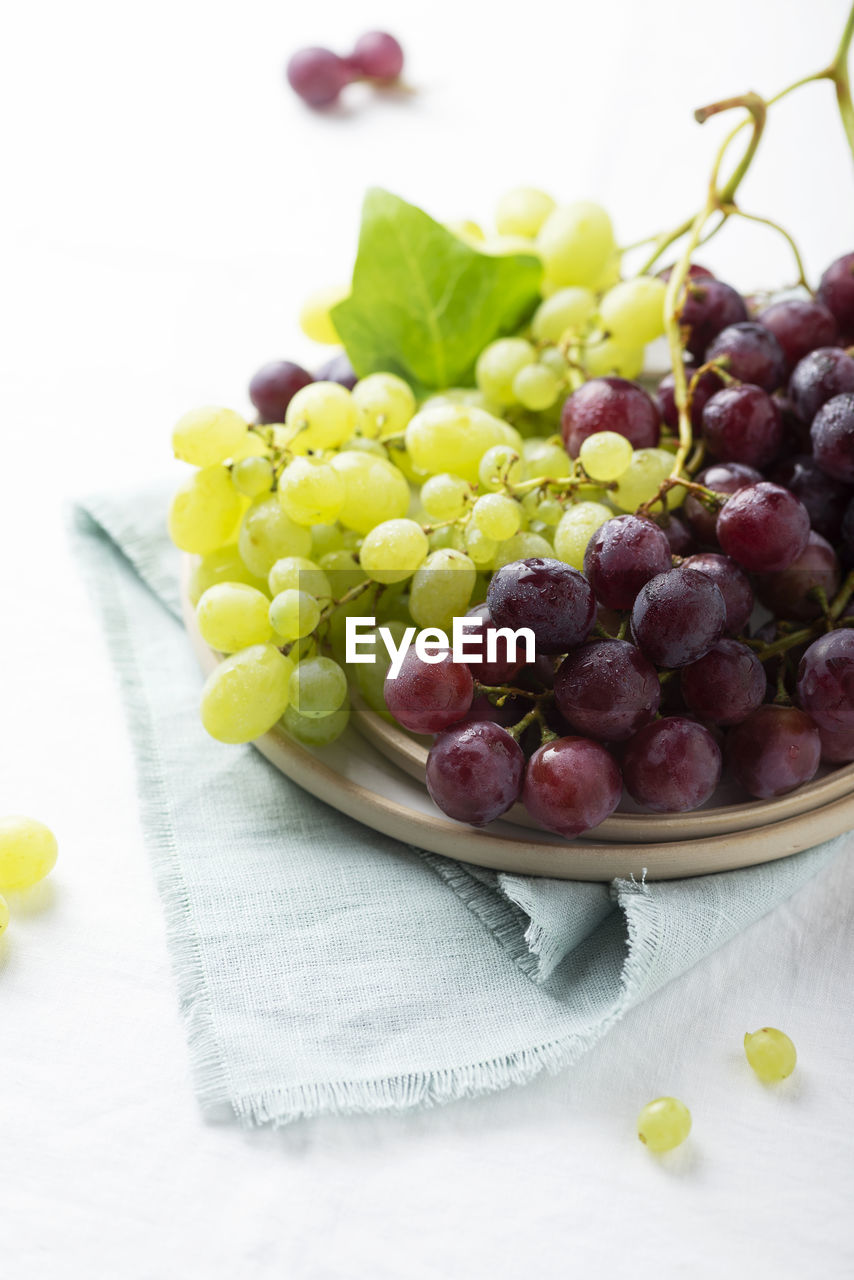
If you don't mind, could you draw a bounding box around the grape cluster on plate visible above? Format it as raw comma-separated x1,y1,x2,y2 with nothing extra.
167,184,854,842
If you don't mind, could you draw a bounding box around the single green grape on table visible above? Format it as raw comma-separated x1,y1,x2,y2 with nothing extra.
637,1097,692,1152
744,1028,797,1082
0,816,58,891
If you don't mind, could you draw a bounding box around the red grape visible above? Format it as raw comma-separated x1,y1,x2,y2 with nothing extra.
788,347,854,422
522,737,622,838
810,392,854,483
679,278,748,360
817,722,854,763
583,515,672,611
817,252,854,334
768,454,851,542
462,603,524,685
623,717,722,812
315,352,358,389
286,47,352,108
757,298,838,373
657,365,722,432
682,551,754,635
426,722,524,826
682,463,762,546
680,639,766,725
727,705,820,798
486,558,595,655
350,31,404,80
716,482,810,572
631,567,726,668
701,383,783,468
755,531,840,621
796,630,854,732
657,513,695,556
554,639,661,742
384,648,473,734
249,360,313,423
560,377,660,458
705,321,786,392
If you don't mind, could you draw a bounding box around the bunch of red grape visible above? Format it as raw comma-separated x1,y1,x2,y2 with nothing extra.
382,252,854,840
286,31,405,109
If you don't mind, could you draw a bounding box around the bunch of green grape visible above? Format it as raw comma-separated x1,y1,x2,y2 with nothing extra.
169,185,676,751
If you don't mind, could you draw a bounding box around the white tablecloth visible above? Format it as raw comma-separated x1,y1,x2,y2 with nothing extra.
3,1,853,1274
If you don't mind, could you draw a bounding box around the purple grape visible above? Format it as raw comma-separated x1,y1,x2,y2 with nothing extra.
486,558,595,655
817,722,854,763
658,513,695,556
768,454,851,542
716,482,810,572
810,392,854,483
680,639,766,725
426,722,524,826
727,705,820,798
583,515,672,611
796,630,854,732
462,603,524,685
349,31,404,80
755,531,840,621
631,567,726,668
682,552,754,635
682,463,762,546
384,648,473,734
679,278,748,360
286,47,352,108
248,360,313,423
315,351,358,389
560,377,660,458
657,263,715,283
657,365,723,433
522,737,622,838
553,639,661,742
788,347,854,422
757,299,839,373
817,252,854,334
706,321,787,392
701,383,783,468
623,717,722,812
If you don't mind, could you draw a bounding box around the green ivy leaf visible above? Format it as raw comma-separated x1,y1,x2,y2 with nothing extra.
331,189,542,391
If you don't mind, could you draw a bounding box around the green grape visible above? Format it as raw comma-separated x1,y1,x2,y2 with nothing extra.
0,893,7,936
553,501,612,569
405,405,522,483
495,186,556,238
600,276,667,346
537,201,615,289
464,525,498,567
329,450,410,534
409,549,476,629
493,531,552,568
589,250,623,293
538,346,571,379
238,494,312,577
172,406,249,467
200,644,294,743
384,440,428,486
480,235,541,257
352,372,416,437
534,496,564,526
341,436,388,457
268,556,331,600
0,816,58,890
283,698,350,746
446,219,485,246
421,472,471,521
298,285,348,344
187,545,268,606
310,523,344,559
420,387,503,418
352,621,409,720
289,656,348,718
522,439,572,481
478,445,522,493
269,588,321,641
232,454,274,498
471,493,522,541
278,457,345,526
319,549,366,594
579,431,634,482
285,381,357,450
196,583,273,652
531,287,597,344
429,525,466,552
512,363,561,411
637,1097,692,1152
169,465,243,554
582,336,644,379
744,1028,797,1082
359,518,429,584
475,338,537,405
613,449,680,512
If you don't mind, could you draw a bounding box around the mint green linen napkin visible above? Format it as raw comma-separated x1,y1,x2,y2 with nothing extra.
72,489,844,1125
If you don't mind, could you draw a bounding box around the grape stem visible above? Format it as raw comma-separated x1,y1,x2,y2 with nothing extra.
505,701,558,746
750,572,854,661
635,475,729,517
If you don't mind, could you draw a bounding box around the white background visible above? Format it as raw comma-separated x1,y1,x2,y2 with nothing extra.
2,1,854,1275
